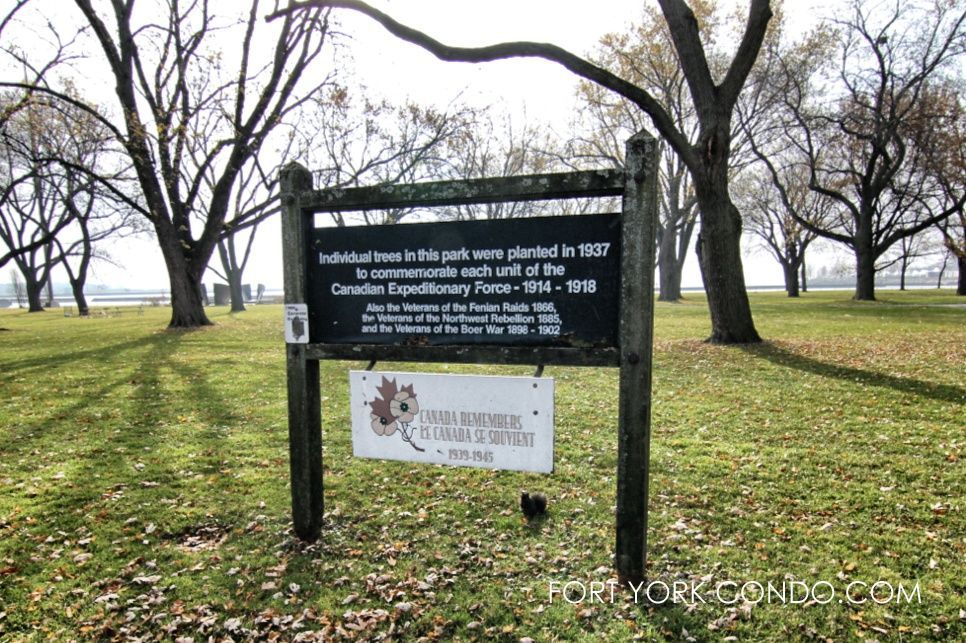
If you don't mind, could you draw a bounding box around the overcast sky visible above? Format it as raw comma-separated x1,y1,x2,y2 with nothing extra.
17,0,841,292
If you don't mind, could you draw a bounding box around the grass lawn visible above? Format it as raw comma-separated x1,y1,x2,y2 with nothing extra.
0,290,963,641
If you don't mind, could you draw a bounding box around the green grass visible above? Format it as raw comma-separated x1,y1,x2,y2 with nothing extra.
0,290,963,641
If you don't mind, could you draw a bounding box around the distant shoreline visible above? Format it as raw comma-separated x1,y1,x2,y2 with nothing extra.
1,282,960,309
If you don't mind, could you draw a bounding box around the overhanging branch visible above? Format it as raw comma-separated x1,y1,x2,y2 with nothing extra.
265,0,698,171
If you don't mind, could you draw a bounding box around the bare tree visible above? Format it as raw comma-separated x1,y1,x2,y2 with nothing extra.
208,154,284,313
875,229,945,290
0,87,139,314
733,164,830,296
51,172,141,316
939,211,966,295
0,94,77,311
55,0,334,328
923,75,966,296
0,7,85,269
49,86,142,316
750,0,965,300
934,245,951,288
269,0,775,343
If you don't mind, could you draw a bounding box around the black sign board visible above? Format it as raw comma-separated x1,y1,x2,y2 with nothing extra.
307,213,621,347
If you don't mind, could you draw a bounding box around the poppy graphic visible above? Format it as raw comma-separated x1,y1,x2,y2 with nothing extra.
368,377,424,452
370,412,398,436
390,390,420,423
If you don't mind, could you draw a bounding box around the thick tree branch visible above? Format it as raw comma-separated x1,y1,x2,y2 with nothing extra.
718,0,773,110
0,214,72,270
265,0,697,170
655,0,717,118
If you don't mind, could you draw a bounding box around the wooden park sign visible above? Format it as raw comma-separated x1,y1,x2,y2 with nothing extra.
280,131,658,584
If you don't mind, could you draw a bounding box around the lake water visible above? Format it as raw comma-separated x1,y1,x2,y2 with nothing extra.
0,288,285,309
1,284,955,310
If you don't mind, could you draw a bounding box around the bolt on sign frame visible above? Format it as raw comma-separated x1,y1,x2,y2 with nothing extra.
280,131,658,585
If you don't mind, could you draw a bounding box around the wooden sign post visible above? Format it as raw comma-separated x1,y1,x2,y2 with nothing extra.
280,131,658,584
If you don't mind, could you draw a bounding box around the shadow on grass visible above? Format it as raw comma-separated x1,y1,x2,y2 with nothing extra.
740,342,966,404
0,326,279,621
0,327,243,508
0,328,263,620
0,334,174,454
0,332,187,377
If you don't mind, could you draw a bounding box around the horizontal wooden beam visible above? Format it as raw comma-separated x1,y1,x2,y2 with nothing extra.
305,343,620,367
301,169,625,213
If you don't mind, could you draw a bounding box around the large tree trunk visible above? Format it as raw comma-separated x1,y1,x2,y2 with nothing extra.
854,214,876,300
782,261,800,297
69,276,90,316
958,254,965,296
657,228,683,302
800,256,808,293
658,259,683,301
229,271,246,313
157,223,212,328
167,265,210,327
689,117,761,343
694,185,761,343
855,251,876,300
854,245,876,301
24,272,44,312
783,242,800,298
63,239,92,317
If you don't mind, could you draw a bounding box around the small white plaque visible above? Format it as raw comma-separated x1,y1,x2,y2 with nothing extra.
349,370,554,473
284,304,309,343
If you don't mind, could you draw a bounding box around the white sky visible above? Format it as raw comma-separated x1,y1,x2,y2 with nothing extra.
17,0,841,292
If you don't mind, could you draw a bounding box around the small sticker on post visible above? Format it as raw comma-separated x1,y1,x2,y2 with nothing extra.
285,304,309,344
